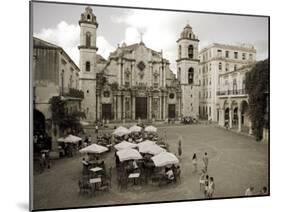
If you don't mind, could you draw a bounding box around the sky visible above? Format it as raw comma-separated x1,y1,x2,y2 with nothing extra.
32,1,269,72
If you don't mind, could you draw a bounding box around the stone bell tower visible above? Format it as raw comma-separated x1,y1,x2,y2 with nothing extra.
176,24,200,118
79,6,98,121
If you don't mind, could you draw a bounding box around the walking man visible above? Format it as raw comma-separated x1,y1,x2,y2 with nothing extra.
178,139,182,161
203,152,209,172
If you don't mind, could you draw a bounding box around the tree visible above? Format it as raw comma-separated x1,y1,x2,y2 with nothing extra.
245,59,269,140
49,96,85,135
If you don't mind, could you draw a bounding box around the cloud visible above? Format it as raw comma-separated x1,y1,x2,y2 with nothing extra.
34,21,115,66
113,10,189,73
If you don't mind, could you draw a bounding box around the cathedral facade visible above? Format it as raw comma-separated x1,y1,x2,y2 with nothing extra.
78,7,200,122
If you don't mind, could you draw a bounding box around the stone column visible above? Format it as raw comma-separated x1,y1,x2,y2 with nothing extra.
219,108,225,127
159,95,162,120
117,94,121,120
249,121,253,135
149,94,152,120
132,96,135,120
122,96,126,121
229,109,233,129
163,95,166,121
113,95,117,120
163,64,166,87
238,108,242,132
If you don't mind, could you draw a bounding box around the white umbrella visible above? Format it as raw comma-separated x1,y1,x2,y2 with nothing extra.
129,125,142,133
79,144,108,154
139,144,166,155
137,140,155,148
58,134,82,143
151,152,179,167
80,121,90,126
114,141,137,151
144,125,157,132
117,148,142,162
113,126,130,137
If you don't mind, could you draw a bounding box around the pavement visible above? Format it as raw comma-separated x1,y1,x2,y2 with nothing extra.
33,124,269,210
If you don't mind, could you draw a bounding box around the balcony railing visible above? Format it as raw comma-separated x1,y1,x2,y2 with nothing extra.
217,89,247,96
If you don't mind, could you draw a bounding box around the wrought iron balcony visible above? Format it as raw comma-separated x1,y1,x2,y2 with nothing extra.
217,89,247,96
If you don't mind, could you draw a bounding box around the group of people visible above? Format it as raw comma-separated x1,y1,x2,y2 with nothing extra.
245,186,268,196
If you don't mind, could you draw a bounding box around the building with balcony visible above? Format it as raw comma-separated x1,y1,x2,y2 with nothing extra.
198,43,256,123
33,37,83,147
216,63,255,132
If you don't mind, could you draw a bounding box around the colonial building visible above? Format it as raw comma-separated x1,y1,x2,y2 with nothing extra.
217,63,255,133
79,7,182,122
33,37,83,148
198,43,256,122
176,24,200,118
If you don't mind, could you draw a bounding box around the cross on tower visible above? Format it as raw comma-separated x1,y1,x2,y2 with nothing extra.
140,32,144,43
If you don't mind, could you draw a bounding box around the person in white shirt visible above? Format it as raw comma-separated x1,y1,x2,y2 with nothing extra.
245,186,254,196
166,169,174,181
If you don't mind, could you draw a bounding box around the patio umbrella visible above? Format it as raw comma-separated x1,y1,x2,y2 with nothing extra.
144,125,157,132
137,140,155,148
113,126,130,137
151,152,179,167
114,141,137,151
117,148,142,162
79,143,108,154
139,144,166,155
57,134,82,144
129,125,142,133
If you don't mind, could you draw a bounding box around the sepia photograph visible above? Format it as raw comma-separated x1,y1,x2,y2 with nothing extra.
30,1,269,211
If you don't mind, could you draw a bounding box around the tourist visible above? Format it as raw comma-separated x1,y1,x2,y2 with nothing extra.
166,169,174,182
95,124,99,134
199,169,206,191
88,135,92,145
203,152,209,172
204,175,209,198
178,139,182,160
208,177,215,198
259,186,267,195
192,153,198,173
245,186,254,196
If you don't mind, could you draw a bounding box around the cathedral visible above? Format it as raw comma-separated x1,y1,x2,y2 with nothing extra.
78,7,199,122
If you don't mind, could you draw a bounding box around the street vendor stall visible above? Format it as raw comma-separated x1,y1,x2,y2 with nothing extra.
114,141,137,151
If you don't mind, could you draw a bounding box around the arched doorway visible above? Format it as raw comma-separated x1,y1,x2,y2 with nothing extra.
241,100,249,132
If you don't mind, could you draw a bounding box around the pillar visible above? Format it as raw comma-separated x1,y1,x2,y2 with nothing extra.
219,109,225,127
249,121,253,135
113,95,117,120
132,96,135,120
229,109,232,129
122,96,126,121
117,95,121,120
238,108,242,132
96,94,100,120
159,95,162,120
149,95,152,120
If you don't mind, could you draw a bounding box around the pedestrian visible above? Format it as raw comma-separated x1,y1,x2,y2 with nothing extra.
203,152,209,172
88,135,92,145
178,139,182,160
259,186,267,195
208,177,215,198
192,153,198,173
199,169,206,191
95,124,99,134
204,175,209,198
245,186,254,196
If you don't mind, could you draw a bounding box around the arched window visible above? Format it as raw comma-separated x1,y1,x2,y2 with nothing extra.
233,79,237,94
178,45,182,59
234,64,237,71
188,45,194,59
219,62,222,70
188,67,194,84
225,63,229,72
86,61,90,72
86,32,91,47
87,14,91,21
69,74,73,88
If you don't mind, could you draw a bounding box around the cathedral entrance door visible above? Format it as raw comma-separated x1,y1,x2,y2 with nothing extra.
102,104,112,120
135,97,147,120
168,104,176,119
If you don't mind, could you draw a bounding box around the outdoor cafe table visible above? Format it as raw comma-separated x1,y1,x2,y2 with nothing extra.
90,167,103,172
128,173,140,185
90,177,102,190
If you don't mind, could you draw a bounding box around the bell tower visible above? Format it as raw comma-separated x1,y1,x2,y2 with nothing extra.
79,6,98,121
176,24,200,118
